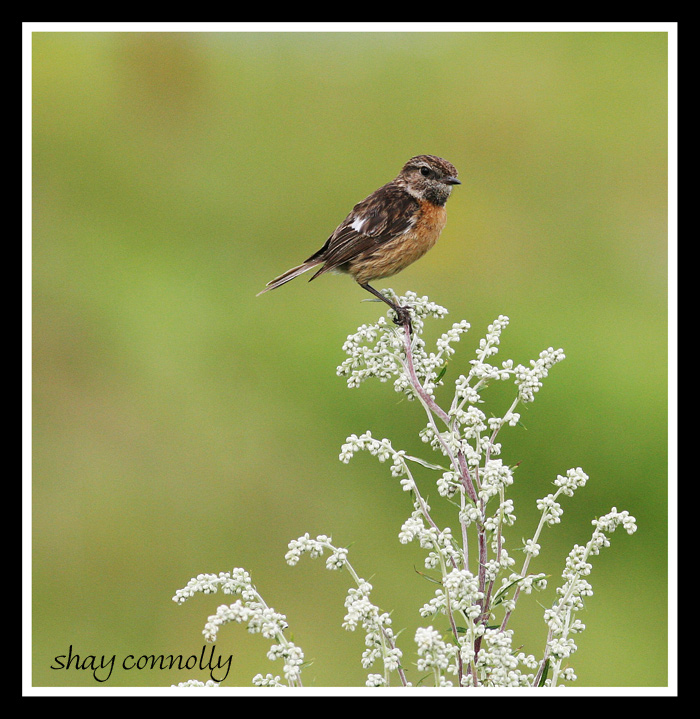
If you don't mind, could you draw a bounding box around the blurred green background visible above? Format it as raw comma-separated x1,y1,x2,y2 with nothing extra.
32,31,668,688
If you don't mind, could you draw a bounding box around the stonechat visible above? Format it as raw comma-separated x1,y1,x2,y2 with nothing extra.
257,154,460,329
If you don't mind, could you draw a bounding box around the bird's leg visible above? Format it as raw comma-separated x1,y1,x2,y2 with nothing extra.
359,282,413,334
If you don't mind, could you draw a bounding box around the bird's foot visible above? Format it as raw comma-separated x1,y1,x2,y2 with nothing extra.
392,305,413,334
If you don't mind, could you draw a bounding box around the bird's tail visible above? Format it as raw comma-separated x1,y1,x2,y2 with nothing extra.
256,259,324,296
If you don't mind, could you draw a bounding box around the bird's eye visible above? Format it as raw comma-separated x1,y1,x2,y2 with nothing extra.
420,167,431,177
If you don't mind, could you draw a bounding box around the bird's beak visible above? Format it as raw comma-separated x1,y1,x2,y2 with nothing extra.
445,177,461,185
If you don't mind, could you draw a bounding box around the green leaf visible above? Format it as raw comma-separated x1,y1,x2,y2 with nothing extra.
403,454,447,471
492,575,523,603
413,566,443,585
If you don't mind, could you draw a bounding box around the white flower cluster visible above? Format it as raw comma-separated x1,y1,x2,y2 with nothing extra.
333,296,635,687
479,459,514,502
172,568,257,605
346,584,401,673
415,626,458,681
285,532,349,571
266,642,305,684
336,291,470,398
469,628,540,687
467,315,513,384
414,596,544,686
555,467,590,496
365,673,387,687
532,468,590,536
420,568,483,620
496,572,548,607
252,673,284,687
513,347,566,403
339,432,405,473
540,507,637,685
453,314,565,411
174,294,637,688
287,533,403,684
171,680,219,687
336,318,405,390
399,510,461,569
203,600,288,643
173,567,304,686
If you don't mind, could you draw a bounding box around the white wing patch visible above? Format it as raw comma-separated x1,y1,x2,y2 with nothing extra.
350,216,367,233
402,214,417,233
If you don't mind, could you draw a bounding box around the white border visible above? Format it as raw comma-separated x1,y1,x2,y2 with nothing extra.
22,21,678,697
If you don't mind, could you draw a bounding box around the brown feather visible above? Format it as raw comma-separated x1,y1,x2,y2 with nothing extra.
256,259,323,295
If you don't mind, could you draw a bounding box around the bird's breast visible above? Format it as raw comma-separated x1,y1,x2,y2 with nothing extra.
347,201,447,284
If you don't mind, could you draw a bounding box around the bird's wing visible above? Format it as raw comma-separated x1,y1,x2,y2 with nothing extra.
307,183,419,277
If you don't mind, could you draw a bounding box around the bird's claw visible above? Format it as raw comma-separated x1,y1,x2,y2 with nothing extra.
392,305,413,334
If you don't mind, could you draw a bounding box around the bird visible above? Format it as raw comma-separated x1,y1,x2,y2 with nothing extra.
257,154,460,330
